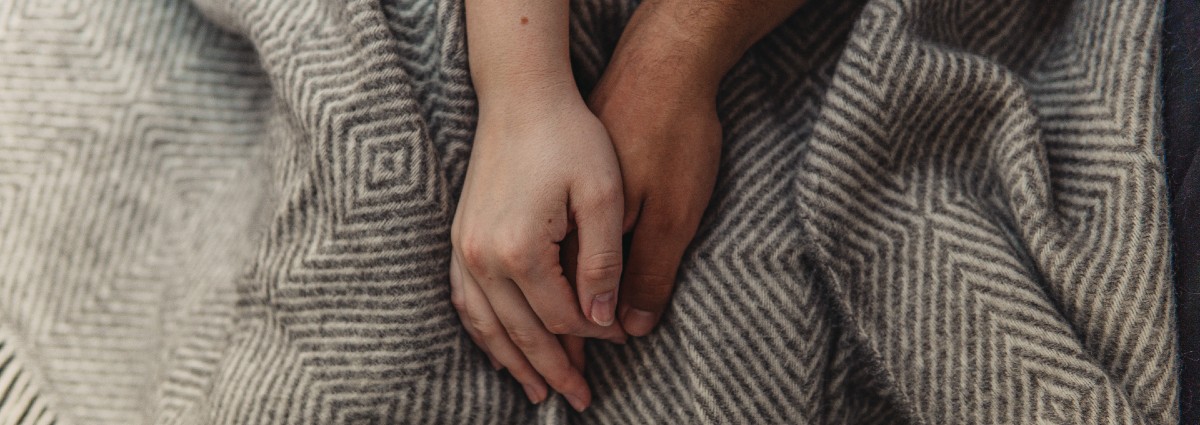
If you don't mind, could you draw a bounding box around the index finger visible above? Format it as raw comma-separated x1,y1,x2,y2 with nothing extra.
618,207,697,336
481,274,594,412
504,239,626,342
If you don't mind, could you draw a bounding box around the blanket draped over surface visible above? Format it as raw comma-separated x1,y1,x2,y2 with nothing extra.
0,0,1177,423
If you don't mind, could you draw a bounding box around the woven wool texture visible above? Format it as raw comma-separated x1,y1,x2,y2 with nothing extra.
0,0,1176,423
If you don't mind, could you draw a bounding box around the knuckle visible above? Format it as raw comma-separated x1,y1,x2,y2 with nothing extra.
450,291,468,313
467,312,499,336
543,368,586,395
589,180,623,207
496,240,533,277
458,236,489,272
543,317,582,335
580,251,622,284
507,363,540,383
627,271,677,299
505,326,543,348
649,213,694,238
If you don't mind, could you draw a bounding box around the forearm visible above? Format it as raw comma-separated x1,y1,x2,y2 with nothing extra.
611,0,808,92
465,0,580,116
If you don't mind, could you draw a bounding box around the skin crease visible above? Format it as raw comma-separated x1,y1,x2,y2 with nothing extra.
454,0,808,412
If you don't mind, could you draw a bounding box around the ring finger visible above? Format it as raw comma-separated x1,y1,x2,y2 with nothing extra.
456,251,550,404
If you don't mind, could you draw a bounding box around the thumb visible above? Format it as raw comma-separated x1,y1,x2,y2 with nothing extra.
572,184,624,327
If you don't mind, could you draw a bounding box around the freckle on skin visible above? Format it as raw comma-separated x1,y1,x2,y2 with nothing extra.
520,16,528,25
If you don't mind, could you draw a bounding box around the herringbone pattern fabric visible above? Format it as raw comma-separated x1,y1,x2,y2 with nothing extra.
0,0,1175,423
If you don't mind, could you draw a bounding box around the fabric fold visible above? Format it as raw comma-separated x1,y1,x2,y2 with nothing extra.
0,0,1176,423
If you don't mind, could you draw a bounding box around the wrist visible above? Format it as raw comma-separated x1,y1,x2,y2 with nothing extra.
594,24,723,113
476,81,590,138
475,73,582,117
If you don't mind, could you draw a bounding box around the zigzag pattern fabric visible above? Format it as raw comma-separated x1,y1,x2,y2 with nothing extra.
0,0,1175,423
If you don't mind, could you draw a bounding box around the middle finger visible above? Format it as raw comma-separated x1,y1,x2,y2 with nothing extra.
478,274,594,412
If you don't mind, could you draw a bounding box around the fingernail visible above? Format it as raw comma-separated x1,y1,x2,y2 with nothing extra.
523,384,545,404
564,393,588,412
622,308,657,336
590,291,616,326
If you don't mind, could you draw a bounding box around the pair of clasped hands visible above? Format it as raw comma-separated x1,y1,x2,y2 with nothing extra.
451,0,805,412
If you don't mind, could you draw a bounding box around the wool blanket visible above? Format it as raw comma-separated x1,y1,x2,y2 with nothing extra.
0,0,1176,423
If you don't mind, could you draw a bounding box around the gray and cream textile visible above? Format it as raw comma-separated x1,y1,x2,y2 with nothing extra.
0,0,1176,423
